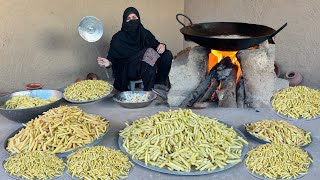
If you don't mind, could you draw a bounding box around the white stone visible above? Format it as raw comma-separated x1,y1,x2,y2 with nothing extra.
167,46,208,106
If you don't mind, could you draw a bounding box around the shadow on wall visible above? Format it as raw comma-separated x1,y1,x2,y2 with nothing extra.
95,37,110,57
33,27,113,84
38,28,111,54
37,29,72,51
35,27,111,62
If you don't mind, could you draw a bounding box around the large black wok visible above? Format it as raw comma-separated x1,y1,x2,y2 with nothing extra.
176,14,287,51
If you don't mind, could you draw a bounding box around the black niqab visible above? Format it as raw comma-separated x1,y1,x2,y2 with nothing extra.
107,7,159,63
107,7,161,91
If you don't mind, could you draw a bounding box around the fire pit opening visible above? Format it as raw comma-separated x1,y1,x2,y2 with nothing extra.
168,41,289,109
208,50,242,83
207,49,242,103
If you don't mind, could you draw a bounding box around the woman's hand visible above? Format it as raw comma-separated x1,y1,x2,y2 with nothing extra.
156,43,166,54
97,57,111,67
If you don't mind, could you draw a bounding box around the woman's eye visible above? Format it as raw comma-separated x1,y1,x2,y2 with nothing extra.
126,15,138,22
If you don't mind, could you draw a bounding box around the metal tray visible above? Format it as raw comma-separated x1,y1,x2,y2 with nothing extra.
4,124,110,158
270,96,320,121
63,85,113,104
245,151,313,180
118,125,249,176
241,124,312,148
2,157,66,180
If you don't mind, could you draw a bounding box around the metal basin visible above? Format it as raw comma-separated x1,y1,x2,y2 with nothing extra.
0,90,63,123
113,91,157,108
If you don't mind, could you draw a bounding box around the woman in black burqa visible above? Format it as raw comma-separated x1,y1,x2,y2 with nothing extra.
97,7,172,92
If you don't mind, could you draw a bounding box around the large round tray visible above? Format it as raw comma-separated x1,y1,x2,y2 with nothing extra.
63,85,113,104
241,124,312,148
270,96,320,121
118,125,249,176
2,157,66,180
4,125,109,158
245,151,313,180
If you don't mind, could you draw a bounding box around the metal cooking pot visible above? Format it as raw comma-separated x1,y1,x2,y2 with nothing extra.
176,14,287,51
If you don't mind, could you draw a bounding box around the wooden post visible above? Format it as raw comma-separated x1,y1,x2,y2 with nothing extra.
218,65,238,108
197,78,219,102
236,77,245,108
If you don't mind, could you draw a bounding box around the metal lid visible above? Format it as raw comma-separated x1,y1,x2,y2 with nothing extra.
78,16,103,42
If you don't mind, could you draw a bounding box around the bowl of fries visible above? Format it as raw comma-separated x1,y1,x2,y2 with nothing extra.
0,90,63,123
63,80,113,103
113,91,157,108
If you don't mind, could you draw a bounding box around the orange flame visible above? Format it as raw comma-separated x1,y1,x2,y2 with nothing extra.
208,50,242,83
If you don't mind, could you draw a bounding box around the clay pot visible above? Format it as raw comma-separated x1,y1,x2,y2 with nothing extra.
285,71,303,86
87,73,98,80
274,62,280,77
25,83,44,90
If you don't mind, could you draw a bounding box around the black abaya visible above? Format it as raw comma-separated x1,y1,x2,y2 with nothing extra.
127,50,173,91
107,7,172,91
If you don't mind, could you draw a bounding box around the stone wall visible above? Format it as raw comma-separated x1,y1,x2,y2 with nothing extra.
238,42,289,108
168,47,208,107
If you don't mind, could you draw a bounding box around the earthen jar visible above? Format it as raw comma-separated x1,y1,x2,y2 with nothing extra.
285,71,303,86
87,73,98,80
25,83,44,90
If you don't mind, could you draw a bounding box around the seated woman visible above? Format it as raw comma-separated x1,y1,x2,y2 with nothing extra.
97,7,173,92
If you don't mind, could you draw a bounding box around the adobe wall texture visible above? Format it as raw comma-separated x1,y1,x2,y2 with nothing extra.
0,0,184,92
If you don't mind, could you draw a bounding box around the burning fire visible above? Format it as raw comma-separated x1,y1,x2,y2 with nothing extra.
207,47,257,102
208,49,242,83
